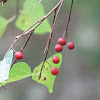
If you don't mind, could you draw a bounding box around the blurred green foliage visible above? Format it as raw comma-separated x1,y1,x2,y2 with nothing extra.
16,0,51,34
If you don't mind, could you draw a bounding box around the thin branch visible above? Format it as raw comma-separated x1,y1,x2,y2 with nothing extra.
45,60,52,68
11,47,16,53
5,0,62,57
0,83,6,90
11,59,16,68
21,32,33,52
39,0,64,79
44,9,57,54
63,0,74,37
16,0,62,37
53,8,57,24
50,38,56,45
24,21,43,35
11,32,33,68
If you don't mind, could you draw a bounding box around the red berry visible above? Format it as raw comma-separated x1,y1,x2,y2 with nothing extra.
52,56,60,64
67,42,75,50
58,38,66,45
51,67,59,75
15,51,24,60
55,44,63,52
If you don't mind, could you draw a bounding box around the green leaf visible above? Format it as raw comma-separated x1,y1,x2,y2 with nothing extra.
0,49,13,83
32,53,62,93
0,17,8,37
0,62,32,87
16,0,51,34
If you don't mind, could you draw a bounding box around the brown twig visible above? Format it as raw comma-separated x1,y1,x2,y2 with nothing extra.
45,60,52,68
11,32,33,68
21,32,33,52
53,8,57,24
39,0,64,79
0,83,6,90
44,9,57,54
63,0,74,37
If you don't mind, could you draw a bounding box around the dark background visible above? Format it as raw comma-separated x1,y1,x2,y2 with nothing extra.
0,0,100,100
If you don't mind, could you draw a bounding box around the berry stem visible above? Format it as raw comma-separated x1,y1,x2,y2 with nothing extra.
45,60,52,68
11,32,33,68
0,83,6,90
21,32,33,52
50,38,56,45
11,47,17,53
44,1,63,54
63,0,74,37
48,50,53,58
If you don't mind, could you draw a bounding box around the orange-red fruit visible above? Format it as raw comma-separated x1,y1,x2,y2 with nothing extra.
67,42,75,50
51,67,59,75
15,51,24,60
52,56,60,64
58,38,66,45
55,44,63,52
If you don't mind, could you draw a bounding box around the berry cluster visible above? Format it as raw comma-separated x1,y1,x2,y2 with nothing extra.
51,37,75,75
14,38,75,76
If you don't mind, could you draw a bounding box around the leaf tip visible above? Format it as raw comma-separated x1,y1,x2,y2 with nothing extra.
49,89,53,93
